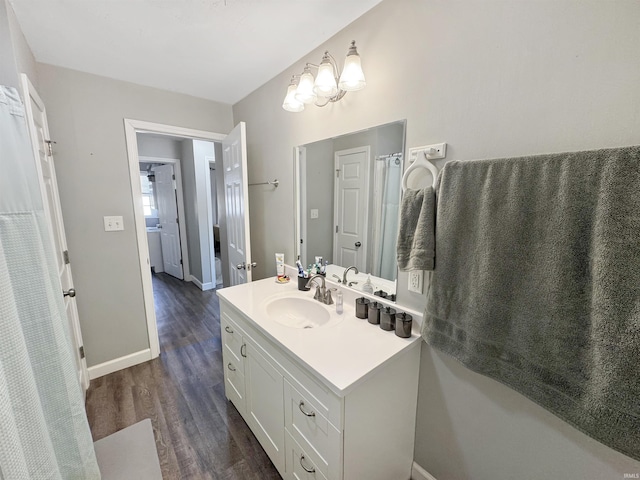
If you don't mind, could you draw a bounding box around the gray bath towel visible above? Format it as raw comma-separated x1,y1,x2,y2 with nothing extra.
397,187,436,271
423,145,640,461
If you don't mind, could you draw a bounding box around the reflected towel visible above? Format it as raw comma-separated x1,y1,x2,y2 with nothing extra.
397,187,435,271
423,145,640,462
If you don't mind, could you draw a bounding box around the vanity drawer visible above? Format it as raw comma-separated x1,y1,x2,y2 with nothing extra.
221,313,245,365
285,430,329,480
285,380,342,480
223,345,246,416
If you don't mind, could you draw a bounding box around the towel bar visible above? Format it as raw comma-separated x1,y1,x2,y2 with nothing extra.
249,179,279,188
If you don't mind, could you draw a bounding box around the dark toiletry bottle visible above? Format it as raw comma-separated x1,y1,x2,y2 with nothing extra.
368,301,382,325
380,306,396,331
395,312,412,338
355,297,370,319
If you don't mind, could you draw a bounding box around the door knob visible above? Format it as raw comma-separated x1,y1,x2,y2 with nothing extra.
236,262,246,270
355,241,362,248
63,288,76,298
248,262,257,270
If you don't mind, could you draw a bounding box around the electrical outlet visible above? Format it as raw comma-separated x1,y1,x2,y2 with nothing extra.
103,215,124,231
310,209,319,219
408,270,423,294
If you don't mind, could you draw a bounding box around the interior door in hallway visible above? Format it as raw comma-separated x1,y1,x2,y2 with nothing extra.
21,74,89,392
334,146,370,272
152,164,183,279
222,122,252,286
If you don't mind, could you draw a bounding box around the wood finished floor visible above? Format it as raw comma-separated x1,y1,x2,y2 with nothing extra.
85,273,282,479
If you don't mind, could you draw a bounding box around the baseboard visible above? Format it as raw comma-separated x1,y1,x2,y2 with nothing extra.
191,276,214,291
88,348,152,380
412,462,438,480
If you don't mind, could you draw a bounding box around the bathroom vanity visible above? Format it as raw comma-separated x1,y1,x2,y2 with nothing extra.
217,274,421,480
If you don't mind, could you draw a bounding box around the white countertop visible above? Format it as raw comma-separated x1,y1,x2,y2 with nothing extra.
216,270,422,397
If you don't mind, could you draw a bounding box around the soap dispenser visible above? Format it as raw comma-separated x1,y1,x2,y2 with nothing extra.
362,275,374,294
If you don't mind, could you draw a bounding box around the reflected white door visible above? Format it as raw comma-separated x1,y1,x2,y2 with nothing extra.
21,74,89,392
223,122,252,285
152,164,183,279
334,146,370,271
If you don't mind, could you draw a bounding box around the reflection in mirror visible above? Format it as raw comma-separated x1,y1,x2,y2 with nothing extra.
294,120,406,299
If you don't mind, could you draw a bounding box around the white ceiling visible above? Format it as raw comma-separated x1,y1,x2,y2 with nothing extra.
9,0,383,104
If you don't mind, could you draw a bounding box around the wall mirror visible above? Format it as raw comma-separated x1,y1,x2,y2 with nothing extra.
294,120,406,299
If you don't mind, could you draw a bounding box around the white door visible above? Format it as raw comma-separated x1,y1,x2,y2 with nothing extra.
152,164,183,279
223,122,253,285
20,74,89,392
334,146,370,271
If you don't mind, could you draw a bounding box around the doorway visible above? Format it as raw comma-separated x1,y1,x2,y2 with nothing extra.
138,153,190,281
124,120,251,358
125,121,226,357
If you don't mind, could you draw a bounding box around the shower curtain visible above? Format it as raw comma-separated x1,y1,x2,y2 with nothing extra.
371,155,402,280
0,86,100,479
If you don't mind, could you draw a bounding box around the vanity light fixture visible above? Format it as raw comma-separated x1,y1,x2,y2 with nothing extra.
282,40,366,113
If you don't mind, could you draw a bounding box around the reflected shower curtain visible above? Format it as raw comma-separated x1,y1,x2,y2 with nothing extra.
372,155,402,280
0,86,100,479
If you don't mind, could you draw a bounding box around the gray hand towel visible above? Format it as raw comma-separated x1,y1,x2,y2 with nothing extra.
397,187,435,271
423,145,640,462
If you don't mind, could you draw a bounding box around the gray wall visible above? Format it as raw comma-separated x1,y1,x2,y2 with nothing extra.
232,0,640,478
181,139,201,282
302,139,334,265
36,63,234,366
0,0,37,89
193,139,216,286
137,134,183,160
214,141,230,287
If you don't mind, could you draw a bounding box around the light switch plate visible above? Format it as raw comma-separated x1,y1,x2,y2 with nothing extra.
310,209,319,219
104,215,124,231
408,270,423,294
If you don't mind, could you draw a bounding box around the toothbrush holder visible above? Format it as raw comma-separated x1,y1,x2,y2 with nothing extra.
297,276,310,291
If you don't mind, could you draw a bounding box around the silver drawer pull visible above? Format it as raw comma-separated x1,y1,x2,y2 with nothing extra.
227,363,236,372
298,401,315,417
225,325,233,334
300,454,315,474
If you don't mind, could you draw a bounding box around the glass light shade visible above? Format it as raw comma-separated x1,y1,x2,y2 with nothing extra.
338,51,366,92
313,61,338,97
282,84,304,112
294,69,317,104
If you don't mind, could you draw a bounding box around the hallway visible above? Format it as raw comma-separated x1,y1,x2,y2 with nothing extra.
85,274,281,479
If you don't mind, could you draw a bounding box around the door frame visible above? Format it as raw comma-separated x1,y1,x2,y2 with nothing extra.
139,156,189,281
124,119,226,358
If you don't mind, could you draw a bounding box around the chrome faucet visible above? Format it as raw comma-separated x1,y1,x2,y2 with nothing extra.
342,266,359,285
305,274,333,305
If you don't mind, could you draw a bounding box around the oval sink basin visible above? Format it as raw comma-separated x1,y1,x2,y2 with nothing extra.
265,297,331,329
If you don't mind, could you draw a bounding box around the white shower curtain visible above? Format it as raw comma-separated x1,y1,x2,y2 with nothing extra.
0,86,100,479
371,155,402,280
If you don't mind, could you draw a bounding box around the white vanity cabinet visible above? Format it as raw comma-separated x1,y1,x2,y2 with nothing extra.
219,293,421,480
